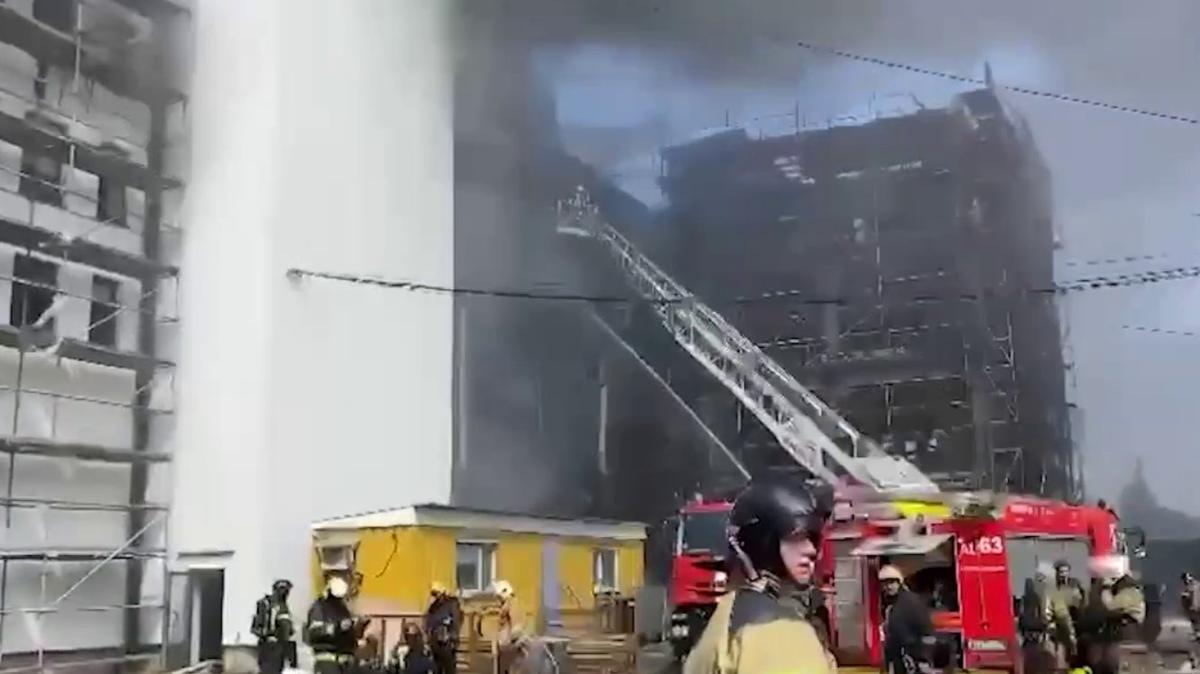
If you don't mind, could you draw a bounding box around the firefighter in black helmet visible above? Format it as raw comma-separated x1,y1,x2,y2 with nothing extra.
251,579,297,674
683,480,837,674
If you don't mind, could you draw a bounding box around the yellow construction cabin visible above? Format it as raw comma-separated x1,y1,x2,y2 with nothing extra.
310,503,646,643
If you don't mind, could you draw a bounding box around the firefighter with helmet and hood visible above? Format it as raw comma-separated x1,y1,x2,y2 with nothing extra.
306,574,370,674
683,479,837,674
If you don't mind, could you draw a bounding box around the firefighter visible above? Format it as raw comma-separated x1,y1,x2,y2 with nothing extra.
251,579,298,674
425,582,462,674
1022,565,1076,673
306,575,369,674
492,580,525,674
1054,560,1087,621
1182,573,1200,637
1089,555,1147,674
878,564,934,674
683,479,836,674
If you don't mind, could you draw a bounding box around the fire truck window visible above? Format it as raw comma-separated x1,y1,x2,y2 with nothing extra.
681,511,728,554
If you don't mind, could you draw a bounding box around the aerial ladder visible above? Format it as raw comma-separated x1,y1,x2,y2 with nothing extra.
557,187,939,498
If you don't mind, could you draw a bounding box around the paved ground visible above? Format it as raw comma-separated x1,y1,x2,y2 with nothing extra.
637,642,677,674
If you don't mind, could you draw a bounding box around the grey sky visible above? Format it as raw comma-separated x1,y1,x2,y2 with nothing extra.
526,0,1200,513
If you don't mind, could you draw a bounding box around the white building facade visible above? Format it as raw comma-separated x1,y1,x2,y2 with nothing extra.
172,0,455,665
0,0,458,668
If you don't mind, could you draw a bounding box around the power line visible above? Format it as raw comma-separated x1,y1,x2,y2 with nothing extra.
286,262,1200,306
1122,324,1200,339
795,41,1200,126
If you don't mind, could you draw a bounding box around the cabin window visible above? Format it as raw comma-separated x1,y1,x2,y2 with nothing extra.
593,548,618,593
317,544,354,572
455,541,496,593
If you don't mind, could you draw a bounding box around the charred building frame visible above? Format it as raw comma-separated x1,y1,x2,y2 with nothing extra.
635,88,1074,497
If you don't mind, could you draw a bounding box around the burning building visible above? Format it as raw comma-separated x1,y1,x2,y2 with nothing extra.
623,86,1074,497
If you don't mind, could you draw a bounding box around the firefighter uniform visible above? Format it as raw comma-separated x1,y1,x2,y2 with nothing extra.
306,576,366,674
879,566,933,674
1081,557,1146,674
1102,574,1148,674
492,581,524,674
251,579,297,674
682,479,836,674
425,583,462,674
684,587,836,674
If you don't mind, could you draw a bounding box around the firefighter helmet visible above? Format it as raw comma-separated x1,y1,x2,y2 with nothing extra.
878,565,904,582
431,581,447,596
326,575,349,599
272,579,292,592
493,580,514,600
1088,554,1129,582
728,479,831,579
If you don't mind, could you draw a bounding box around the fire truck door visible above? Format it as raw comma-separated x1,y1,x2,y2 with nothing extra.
830,539,868,660
955,522,1015,670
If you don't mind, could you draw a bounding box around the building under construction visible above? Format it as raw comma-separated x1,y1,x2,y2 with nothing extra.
618,87,1074,497
0,0,187,669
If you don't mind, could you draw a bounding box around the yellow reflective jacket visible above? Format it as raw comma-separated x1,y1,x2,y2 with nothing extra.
684,589,837,674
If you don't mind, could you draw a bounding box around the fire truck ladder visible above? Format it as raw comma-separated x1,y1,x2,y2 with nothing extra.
558,187,937,495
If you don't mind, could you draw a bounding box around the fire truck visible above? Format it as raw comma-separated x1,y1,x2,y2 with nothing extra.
666,496,733,659
557,189,1145,670
664,491,1142,669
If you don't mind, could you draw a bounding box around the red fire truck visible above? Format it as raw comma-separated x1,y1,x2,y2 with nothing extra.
664,491,1143,670
666,497,733,659
558,190,1145,670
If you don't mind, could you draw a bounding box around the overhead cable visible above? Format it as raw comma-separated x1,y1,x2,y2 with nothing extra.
286,263,1200,306
1122,324,1200,338
795,41,1200,126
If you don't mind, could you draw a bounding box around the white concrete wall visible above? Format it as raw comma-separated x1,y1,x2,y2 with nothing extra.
175,0,454,649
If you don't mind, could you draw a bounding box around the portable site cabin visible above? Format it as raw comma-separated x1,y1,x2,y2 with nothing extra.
310,504,646,639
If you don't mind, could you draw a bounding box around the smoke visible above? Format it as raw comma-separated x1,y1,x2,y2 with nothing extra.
449,0,1200,515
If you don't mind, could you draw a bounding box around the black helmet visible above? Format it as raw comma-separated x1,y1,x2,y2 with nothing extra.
272,579,292,592
1054,559,1071,571
728,479,831,579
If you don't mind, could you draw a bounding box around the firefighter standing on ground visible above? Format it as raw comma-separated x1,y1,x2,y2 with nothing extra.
491,580,525,674
1020,564,1075,673
878,564,934,674
306,575,369,674
251,579,298,674
683,479,837,674
425,582,463,674
1087,555,1147,674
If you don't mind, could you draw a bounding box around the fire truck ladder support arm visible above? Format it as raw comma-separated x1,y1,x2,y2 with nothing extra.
557,188,938,495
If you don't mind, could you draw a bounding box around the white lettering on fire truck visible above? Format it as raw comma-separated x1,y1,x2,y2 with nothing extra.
959,535,1004,556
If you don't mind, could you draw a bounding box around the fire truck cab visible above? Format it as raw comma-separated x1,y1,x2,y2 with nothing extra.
825,494,1143,671
667,497,732,660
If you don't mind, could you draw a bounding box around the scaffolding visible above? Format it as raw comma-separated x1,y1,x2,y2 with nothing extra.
0,0,186,670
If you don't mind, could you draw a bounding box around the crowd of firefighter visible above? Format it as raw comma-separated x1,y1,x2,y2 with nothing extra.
241,480,1200,674
247,574,527,674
